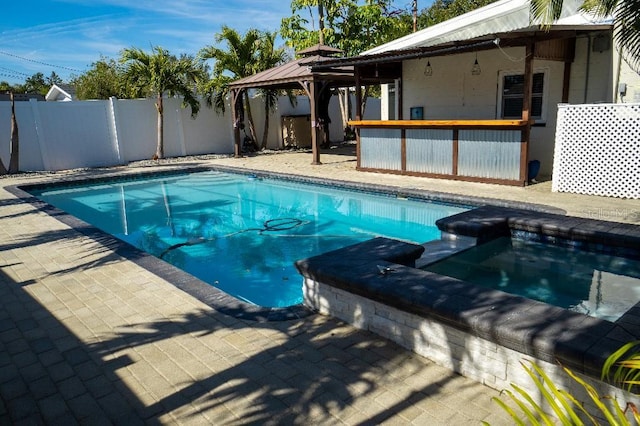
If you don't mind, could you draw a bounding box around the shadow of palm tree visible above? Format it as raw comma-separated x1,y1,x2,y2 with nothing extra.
0,267,163,423
81,303,479,424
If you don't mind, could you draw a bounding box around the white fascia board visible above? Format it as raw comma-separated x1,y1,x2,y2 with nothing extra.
363,0,530,55
363,0,591,56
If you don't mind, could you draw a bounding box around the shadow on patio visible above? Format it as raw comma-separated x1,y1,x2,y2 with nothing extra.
0,236,503,424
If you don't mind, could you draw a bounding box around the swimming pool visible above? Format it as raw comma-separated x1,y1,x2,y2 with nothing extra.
30,170,467,307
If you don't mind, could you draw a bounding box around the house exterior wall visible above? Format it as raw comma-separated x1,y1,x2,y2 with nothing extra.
398,39,623,178
402,51,496,120
568,35,614,104
613,46,640,103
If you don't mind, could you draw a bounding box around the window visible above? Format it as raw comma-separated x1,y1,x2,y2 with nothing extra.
499,72,545,120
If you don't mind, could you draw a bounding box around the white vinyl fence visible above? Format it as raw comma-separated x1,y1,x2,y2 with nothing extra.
0,95,380,172
0,97,233,171
552,103,640,199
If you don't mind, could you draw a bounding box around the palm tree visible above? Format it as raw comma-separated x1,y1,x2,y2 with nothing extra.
255,31,291,150
199,26,263,151
531,0,639,70
9,92,19,173
120,46,202,160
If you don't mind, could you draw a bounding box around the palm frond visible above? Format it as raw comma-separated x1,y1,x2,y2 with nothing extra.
530,0,566,28
602,341,640,393
562,365,626,425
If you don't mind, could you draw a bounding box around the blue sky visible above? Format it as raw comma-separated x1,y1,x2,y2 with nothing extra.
1,0,346,85
2,0,415,86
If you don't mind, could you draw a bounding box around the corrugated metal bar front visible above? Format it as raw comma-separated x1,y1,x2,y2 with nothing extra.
458,129,521,180
405,129,454,174
360,128,402,170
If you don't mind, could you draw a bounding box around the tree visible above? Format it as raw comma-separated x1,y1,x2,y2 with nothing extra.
72,57,124,100
255,31,291,150
45,71,63,87
16,71,63,95
199,26,264,151
531,0,640,71
120,46,203,160
0,109,6,172
0,91,20,175
416,0,497,28
9,92,19,173
22,73,48,95
281,0,410,57
0,82,13,92
282,1,411,140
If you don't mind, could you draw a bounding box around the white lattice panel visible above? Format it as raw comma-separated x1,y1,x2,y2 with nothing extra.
552,103,640,199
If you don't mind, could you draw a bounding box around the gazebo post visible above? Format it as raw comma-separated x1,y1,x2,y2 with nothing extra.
354,67,362,168
309,80,321,165
231,88,243,158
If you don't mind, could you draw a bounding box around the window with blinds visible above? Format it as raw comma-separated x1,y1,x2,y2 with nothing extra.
500,72,545,119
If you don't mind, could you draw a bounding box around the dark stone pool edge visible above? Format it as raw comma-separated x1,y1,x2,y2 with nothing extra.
6,164,564,322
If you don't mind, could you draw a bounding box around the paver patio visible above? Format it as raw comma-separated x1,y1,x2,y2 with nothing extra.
0,146,638,424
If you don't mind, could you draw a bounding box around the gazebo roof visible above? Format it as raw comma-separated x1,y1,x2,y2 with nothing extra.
228,55,346,90
296,43,344,57
227,44,361,91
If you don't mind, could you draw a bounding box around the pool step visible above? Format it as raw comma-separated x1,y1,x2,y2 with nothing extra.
416,236,477,268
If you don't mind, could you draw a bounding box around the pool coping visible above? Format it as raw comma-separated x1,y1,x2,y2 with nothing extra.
6,165,565,322
295,206,640,379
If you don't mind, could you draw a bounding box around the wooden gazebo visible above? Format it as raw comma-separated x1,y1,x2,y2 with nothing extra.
228,44,386,164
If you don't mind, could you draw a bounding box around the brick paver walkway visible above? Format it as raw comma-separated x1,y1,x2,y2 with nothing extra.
1,149,637,424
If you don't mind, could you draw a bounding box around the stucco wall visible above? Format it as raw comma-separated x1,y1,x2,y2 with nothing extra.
568,35,614,104
614,47,640,104
398,38,627,178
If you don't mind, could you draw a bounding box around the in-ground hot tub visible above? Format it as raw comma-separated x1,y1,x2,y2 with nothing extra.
296,206,640,421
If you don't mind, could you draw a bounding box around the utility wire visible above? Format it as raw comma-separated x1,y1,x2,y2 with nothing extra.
0,72,26,80
0,49,82,73
0,66,30,76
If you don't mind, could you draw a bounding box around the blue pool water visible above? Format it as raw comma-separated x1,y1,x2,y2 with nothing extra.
32,171,467,307
423,237,640,321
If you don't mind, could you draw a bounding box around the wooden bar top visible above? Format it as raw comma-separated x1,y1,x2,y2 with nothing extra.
349,119,530,128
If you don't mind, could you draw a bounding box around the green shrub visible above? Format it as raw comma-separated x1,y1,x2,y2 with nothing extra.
487,342,640,425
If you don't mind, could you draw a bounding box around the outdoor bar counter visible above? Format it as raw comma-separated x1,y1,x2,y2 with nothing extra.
349,119,531,186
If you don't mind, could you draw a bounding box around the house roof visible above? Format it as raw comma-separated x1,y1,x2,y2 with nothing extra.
311,0,612,72
0,93,45,102
363,0,610,55
45,84,76,101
